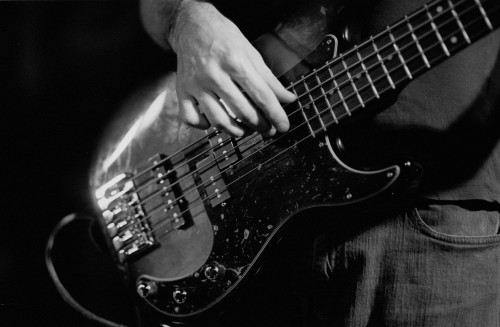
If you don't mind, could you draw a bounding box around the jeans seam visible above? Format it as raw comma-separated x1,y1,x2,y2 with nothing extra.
409,207,500,246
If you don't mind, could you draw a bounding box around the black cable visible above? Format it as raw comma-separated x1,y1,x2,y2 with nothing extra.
45,213,128,327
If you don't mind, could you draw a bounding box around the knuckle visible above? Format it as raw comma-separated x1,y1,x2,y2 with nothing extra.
200,69,223,87
251,88,271,108
186,63,220,87
223,53,246,75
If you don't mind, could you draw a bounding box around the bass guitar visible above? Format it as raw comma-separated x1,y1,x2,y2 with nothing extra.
90,0,499,323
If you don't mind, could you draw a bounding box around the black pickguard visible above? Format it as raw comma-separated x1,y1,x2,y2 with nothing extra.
132,35,421,323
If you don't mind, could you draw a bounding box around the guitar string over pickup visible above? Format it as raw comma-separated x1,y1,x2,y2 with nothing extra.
208,129,239,170
197,156,231,208
195,128,236,208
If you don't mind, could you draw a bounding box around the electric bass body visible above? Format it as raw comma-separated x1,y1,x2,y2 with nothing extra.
89,0,500,323
89,33,418,324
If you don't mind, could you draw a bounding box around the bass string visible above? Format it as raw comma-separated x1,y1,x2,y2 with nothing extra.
148,4,500,235
130,131,261,199
118,0,495,237
137,0,479,219
282,0,480,88
207,7,500,204
127,0,478,195
123,0,454,205
125,0,454,187
147,10,485,237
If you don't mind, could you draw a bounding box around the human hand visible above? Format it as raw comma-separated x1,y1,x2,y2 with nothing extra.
169,1,297,137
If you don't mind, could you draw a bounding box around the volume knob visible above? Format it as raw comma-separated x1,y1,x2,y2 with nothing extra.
204,262,226,281
173,288,187,304
136,281,157,298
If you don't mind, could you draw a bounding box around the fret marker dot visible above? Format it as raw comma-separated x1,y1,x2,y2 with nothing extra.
451,36,458,44
436,6,443,13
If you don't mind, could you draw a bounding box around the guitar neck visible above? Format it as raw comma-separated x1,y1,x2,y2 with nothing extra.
292,0,499,137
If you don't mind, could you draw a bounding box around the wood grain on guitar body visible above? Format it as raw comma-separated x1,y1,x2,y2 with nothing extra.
90,0,499,324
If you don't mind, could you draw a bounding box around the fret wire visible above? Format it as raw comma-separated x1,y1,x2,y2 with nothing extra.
131,0,500,237
299,7,497,136
341,56,366,107
355,47,380,99
314,1,499,133
287,0,480,97
320,1,496,116
292,86,316,137
305,0,500,129
290,0,496,122
425,3,451,56
286,0,437,103
370,36,396,89
182,5,497,231
315,70,338,124
448,0,472,43
328,66,352,116
387,27,413,79
474,0,493,30
405,15,431,68
303,75,327,132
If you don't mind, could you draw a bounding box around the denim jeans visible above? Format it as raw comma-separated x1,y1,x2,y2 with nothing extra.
310,202,500,326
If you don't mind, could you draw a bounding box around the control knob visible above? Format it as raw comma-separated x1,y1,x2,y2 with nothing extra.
173,288,187,304
136,280,158,298
203,262,226,281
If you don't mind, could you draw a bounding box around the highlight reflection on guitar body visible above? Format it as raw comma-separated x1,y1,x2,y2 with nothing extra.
89,0,498,323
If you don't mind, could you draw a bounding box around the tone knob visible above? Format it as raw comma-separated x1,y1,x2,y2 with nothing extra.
136,281,158,298
173,288,187,304
204,262,226,281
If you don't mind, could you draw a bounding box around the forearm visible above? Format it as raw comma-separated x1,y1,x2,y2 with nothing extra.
140,0,202,52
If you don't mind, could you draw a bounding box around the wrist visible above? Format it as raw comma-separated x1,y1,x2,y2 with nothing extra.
168,0,212,53
166,0,189,52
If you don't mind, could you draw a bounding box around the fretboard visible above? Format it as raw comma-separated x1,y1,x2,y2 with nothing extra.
291,0,499,137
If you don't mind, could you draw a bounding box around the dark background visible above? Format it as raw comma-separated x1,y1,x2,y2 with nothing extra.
0,1,174,326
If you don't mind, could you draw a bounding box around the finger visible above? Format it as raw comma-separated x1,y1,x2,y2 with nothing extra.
262,125,277,137
178,97,210,129
248,50,297,103
230,64,290,133
197,92,246,137
213,75,273,133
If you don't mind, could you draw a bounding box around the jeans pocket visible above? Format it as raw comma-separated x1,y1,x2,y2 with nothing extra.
411,204,500,245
